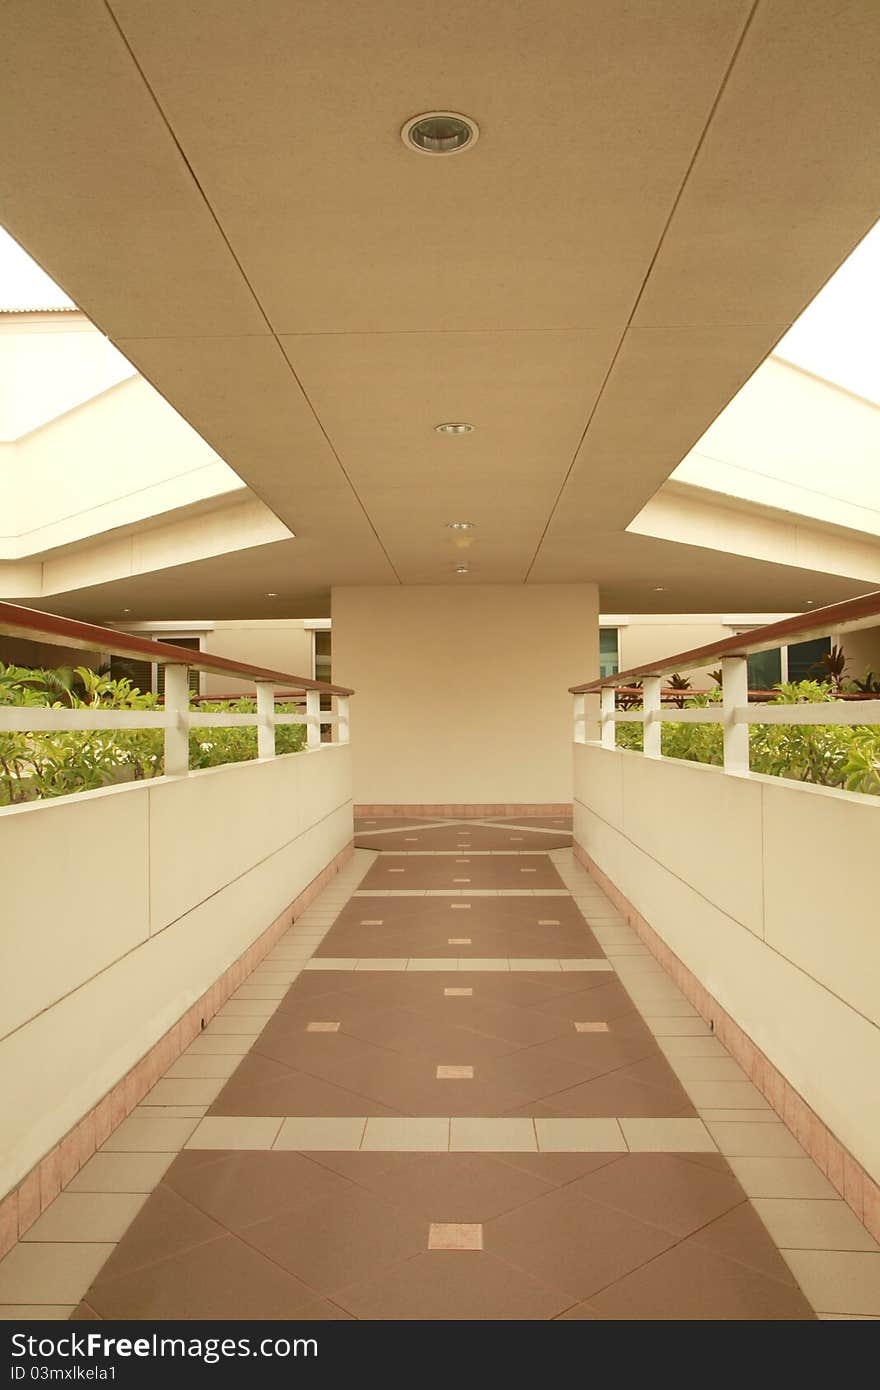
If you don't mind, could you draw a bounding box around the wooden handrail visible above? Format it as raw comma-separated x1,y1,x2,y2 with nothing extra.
0,601,353,697
570,590,880,694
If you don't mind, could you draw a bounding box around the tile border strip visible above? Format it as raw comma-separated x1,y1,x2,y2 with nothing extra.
0,840,356,1260
354,804,573,818
573,840,880,1245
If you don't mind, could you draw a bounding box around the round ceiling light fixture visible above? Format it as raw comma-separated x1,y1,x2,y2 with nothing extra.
455,565,470,575
435,421,474,435
446,520,475,531
402,111,479,156
265,592,279,598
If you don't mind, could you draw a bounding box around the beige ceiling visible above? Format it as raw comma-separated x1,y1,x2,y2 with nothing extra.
1,0,879,615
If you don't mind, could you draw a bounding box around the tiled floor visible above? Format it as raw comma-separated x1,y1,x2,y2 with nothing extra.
1,816,878,1320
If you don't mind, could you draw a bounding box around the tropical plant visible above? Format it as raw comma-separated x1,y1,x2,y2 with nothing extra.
851,668,880,695
666,672,692,709
815,644,847,691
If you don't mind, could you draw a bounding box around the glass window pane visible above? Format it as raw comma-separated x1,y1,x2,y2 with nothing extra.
599,628,619,679
788,637,831,683
747,647,782,690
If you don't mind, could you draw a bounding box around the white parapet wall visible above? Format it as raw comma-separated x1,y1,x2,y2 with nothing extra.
573,741,880,1185
0,746,352,1197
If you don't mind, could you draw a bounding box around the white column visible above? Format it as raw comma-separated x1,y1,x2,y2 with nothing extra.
336,695,350,745
256,682,276,759
306,688,322,750
572,692,586,744
722,655,750,773
642,675,662,759
600,685,616,749
163,664,190,777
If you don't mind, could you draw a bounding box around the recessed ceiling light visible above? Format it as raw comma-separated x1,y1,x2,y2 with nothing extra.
265,592,278,598
122,608,131,614
446,520,475,531
435,421,474,435
455,566,469,575
805,599,815,605
402,111,479,156
653,586,666,592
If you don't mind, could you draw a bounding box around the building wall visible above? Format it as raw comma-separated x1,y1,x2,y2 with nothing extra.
842,623,880,682
0,745,352,1198
201,620,315,695
573,741,880,1185
332,583,598,807
613,617,731,684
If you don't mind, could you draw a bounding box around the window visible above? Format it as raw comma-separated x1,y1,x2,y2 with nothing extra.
599,628,619,680
747,647,782,691
110,635,201,697
744,637,831,689
313,629,331,685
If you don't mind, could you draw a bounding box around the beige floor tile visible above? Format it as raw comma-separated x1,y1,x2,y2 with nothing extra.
450,1118,536,1153
684,1080,770,1109
444,987,473,997
274,1117,367,1151
102,1116,198,1153
0,1306,76,1319
185,1117,282,1150
509,959,561,972
23,1192,148,1244
535,1118,626,1152
559,959,614,972
133,1104,208,1120
753,1199,880,1253
428,1223,483,1251
698,1108,781,1123
727,1157,838,1199
0,1243,114,1304
408,958,458,971
231,985,289,1000
619,1118,717,1153
355,959,408,971
304,959,359,970
306,1021,340,1033
436,1066,474,1080
145,1078,224,1106
457,959,509,972
782,1250,880,1316
639,1000,698,1017
217,1001,278,1019
668,1058,748,1082
165,1054,241,1080
67,1152,174,1194
574,1022,609,1033
706,1122,805,1157
362,1117,450,1152
185,1035,254,1056
645,1018,712,1037
656,1036,727,1057
202,1018,263,1036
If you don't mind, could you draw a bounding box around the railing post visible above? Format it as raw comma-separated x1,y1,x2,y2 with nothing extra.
722,655,749,773
600,685,616,749
573,692,586,745
306,688,322,750
336,695,350,745
163,664,190,777
642,676,662,759
256,682,276,759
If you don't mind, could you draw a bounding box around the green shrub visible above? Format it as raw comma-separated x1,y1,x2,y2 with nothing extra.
0,664,306,805
611,680,879,797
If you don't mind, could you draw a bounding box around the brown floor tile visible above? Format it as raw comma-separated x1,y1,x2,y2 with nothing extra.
589,1239,814,1320
525,1075,695,1119
241,1186,427,1296
88,1233,349,1321
164,1150,355,1232
690,1202,801,1284
86,1185,225,1285
565,1153,747,1237
358,855,565,891
496,1152,624,1187
351,1153,552,1221
487,1184,676,1300
334,1249,572,1320
211,1064,401,1118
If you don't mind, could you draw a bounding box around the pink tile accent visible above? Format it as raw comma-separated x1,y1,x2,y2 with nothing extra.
428,1222,483,1250
94,1096,113,1148
58,1133,80,1189
39,1148,61,1212
0,1192,18,1260
17,1170,40,1236
75,1113,96,1170
574,837,878,1245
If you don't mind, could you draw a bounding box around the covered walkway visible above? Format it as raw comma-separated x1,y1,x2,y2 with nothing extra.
6,814,869,1321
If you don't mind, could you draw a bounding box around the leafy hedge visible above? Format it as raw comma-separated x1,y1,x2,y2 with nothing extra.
0,664,306,805
614,681,880,797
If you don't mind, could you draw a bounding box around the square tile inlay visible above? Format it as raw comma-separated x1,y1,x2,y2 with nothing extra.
575,1022,610,1033
444,988,473,997
436,1065,474,1080
538,919,560,925
306,1022,340,1033
361,919,383,925
428,1223,483,1251
448,937,472,945
450,903,471,910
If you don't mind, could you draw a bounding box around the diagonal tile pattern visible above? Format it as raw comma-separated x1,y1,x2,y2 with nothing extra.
3,818,877,1318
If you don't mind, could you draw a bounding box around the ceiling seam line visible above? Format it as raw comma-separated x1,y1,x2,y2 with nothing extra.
522,0,763,583
102,0,402,585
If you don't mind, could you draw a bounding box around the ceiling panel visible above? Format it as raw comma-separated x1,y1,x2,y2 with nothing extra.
0,0,264,337
109,0,752,332
634,0,880,327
